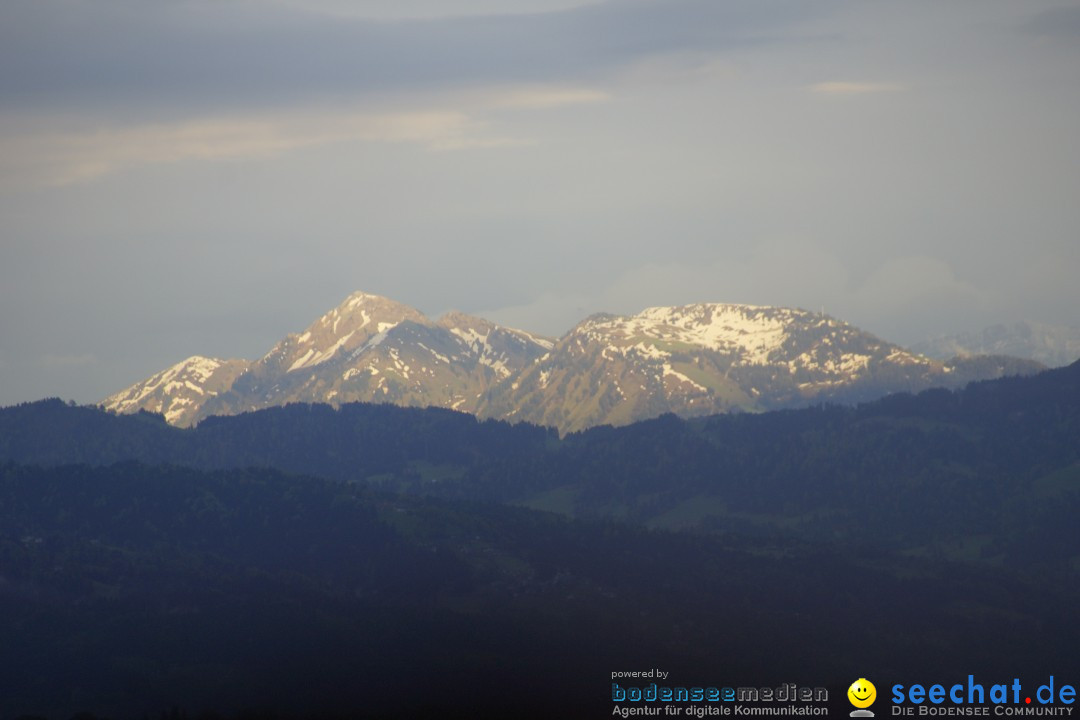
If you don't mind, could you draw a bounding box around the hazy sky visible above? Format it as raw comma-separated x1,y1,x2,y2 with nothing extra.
2,0,1079,405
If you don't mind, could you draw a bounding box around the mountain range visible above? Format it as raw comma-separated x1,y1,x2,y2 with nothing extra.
913,320,1080,367
104,290,1043,432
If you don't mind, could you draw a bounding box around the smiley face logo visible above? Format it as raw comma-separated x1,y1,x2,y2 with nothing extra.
848,678,877,709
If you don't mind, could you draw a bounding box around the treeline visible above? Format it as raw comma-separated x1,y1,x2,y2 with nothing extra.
2,361,1078,560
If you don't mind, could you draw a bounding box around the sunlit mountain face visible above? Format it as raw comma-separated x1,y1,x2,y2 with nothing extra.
104,291,1042,433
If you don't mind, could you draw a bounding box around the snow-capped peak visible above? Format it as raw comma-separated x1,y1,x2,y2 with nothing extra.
264,291,427,373
102,355,249,425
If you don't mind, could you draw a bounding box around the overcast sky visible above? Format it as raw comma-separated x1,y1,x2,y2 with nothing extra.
2,0,1079,405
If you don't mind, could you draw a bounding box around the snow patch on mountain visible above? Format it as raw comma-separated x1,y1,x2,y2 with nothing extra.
288,330,356,372
636,304,791,364
509,328,555,351
449,325,516,378
662,363,706,392
576,304,798,366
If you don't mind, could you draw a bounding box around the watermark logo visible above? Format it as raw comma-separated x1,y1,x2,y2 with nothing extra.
849,678,877,717
890,676,1076,715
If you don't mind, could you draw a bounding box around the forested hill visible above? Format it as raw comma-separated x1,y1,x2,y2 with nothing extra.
6,360,1079,475
3,462,1075,719
1,396,554,482
2,360,1079,559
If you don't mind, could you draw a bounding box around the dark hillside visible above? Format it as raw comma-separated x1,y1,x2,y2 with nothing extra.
1,462,1076,718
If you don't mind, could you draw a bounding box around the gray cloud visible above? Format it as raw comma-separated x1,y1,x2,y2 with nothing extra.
0,0,829,115
1023,5,1080,37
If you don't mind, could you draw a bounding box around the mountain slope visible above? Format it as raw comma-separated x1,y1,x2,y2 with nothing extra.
101,355,250,426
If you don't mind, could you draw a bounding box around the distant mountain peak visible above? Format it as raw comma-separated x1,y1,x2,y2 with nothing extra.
479,302,949,432
337,289,420,316
311,290,426,336
913,320,1080,368
106,292,553,426
262,291,428,374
